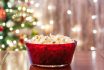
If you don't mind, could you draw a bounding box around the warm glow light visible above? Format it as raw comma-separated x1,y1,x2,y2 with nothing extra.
10,27,13,31
67,10,72,15
18,0,21,3
72,26,81,32
92,15,97,20
21,24,25,27
0,49,1,51
1,44,5,48
7,40,10,44
91,51,96,63
20,46,23,49
37,21,43,26
25,0,28,2
7,2,12,8
29,9,34,13
15,29,20,33
7,40,13,46
6,21,14,27
42,24,53,34
24,38,28,41
9,42,14,46
93,29,97,34
9,9,13,12
93,0,98,3
15,48,19,51
22,7,26,11
2,23,6,26
0,36,3,39
45,25,50,29
48,5,55,11
35,3,40,7
22,13,27,17
13,40,17,44
30,0,34,4
34,12,42,18
90,46,96,51
18,7,22,10
33,22,37,25
40,25,45,29
50,20,54,24
27,9,30,12
27,9,34,13
26,16,32,21
6,9,9,12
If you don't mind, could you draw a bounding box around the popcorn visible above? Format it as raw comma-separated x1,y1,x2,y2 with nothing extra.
29,35,74,44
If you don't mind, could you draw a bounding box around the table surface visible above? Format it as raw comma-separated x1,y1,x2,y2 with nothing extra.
29,50,104,70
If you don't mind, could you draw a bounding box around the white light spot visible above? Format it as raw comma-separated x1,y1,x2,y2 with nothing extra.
34,12,42,18
29,9,34,13
44,24,50,30
18,7,22,10
72,26,81,32
50,20,54,24
33,22,37,25
40,25,45,29
91,46,96,51
6,9,9,12
26,16,32,21
92,15,97,20
35,3,40,7
20,46,23,49
67,10,72,15
37,22,43,26
22,7,26,11
2,23,6,26
27,9,30,12
10,9,13,12
7,40,12,45
24,38,28,41
93,29,97,34
1,44,5,48
0,48,2,51
0,36,3,39
22,13,27,17
9,43,14,46
48,5,55,11
18,0,21,3
30,0,34,4
7,2,12,8
21,24,25,27
10,27,13,31
93,0,98,3
15,29,20,33
13,40,17,44
25,0,28,2
15,48,19,51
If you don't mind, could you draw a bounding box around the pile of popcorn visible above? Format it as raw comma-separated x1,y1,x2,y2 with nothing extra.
28,35,74,44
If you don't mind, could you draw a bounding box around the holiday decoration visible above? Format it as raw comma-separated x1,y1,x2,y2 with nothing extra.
0,7,6,21
0,26,3,32
0,0,38,51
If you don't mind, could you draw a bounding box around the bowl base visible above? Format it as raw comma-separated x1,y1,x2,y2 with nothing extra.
32,64,69,68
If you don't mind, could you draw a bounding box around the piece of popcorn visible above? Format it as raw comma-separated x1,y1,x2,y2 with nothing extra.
29,35,74,44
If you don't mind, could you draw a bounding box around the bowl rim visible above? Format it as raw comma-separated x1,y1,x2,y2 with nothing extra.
25,40,77,46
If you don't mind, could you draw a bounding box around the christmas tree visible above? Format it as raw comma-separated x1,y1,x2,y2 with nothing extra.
0,0,38,51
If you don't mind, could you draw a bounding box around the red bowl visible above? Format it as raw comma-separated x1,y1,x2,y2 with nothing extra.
25,41,77,67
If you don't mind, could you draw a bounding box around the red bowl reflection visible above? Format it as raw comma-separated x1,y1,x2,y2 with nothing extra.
26,41,77,66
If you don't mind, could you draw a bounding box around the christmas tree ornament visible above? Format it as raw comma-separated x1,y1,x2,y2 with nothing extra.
0,7,6,21
0,0,39,51
6,20,14,27
0,26,4,32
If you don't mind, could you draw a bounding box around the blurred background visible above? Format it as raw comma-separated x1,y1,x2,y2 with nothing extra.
0,0,104,70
